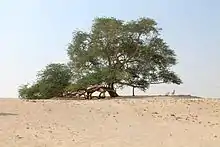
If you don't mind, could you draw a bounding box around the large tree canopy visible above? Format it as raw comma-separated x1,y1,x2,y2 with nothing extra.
67,17,182,94
18,17,182,99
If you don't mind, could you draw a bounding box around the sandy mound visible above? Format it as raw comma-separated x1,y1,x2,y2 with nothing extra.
0,97,220,147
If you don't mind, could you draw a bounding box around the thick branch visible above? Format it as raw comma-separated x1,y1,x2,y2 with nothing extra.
118,82,146,89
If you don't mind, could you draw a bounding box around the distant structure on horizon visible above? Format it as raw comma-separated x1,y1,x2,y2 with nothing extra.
165,90,176,96
171,90,175,95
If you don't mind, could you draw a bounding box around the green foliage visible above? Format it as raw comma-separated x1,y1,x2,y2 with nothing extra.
67,17,182,91
18,84,40,99
18,63,72,99
19,16,183,99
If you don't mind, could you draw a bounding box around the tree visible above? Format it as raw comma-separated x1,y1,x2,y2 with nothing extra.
18,84,40,99
18,63,72,99
67,17,182,97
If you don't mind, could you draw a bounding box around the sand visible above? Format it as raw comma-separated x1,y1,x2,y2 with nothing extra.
0,97,220,147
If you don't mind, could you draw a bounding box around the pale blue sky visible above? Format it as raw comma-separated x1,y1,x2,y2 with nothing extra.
0,0,219,98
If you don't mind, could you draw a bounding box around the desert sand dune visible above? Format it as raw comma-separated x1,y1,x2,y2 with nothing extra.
0,97,220,147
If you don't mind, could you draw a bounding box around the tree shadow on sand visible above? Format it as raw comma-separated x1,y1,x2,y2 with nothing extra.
0,112,18,116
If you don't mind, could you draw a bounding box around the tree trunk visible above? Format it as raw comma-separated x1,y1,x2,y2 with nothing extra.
108,90,119,97
107,83,119,97
109,83,114,89
132,86,135,96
